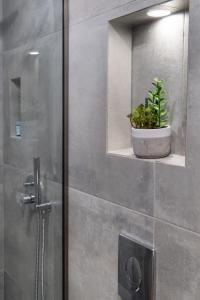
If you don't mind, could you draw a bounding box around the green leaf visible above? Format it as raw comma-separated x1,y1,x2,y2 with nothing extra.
160,110,167,117
160,120,168,127
128,78,169,129
148,92,154,100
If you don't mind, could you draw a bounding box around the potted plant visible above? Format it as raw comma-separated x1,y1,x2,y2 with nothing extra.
127,78,171,159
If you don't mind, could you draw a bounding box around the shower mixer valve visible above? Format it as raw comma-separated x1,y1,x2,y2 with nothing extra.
24,181,35,187
21,158,52,214
36,203,52,215
23,194,36,204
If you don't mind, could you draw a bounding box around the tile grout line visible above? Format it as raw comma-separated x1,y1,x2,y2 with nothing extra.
69,0,138,27
2,28,63,54
69,0,174,27
69,186,200,239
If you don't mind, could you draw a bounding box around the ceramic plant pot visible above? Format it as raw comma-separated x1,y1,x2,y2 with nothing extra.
132,125,171,159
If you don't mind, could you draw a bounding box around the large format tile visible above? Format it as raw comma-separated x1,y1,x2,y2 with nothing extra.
69,188,154,300
2,0,63,299
2,0,62,50
4,165,63,300
69,0,200,230
4,165,37,299
185,0,200,168
0,167,3,299
155,221,200,300
155,162,200,233
0,166,4,270
3,31,62,183
0,2,4,164
69,13,155,215
0,53,4,164
69,0,173,25
69,0,132,25
68,1,200,300
4,272,23,300
45,180,63,300
0,270,4,300
153,0,200,234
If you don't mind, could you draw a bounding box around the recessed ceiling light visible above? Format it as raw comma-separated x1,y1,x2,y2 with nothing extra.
28,51,40,56
147,9,171,18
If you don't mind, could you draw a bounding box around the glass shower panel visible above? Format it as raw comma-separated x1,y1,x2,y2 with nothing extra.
2,1,63,300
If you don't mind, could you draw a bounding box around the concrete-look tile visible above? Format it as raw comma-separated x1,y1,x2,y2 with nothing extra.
0,165,4,271
97,156,155,215
69,0,177,25
152,0,200,235
4,272,23,300
3,164,63,300
185,0,200,168
2,0,62,50
0,270,4,300
155,163,200,233
155,221,200,300
2,0,63,299
69,0,132,25
69,14,155,215
4,165,37,299
0,50,3,166
44,180,63,300
68,18,107,199
68,15,110,188
0,290,3,300
3,31,62,183
37,32,63,184
0,100,4,164
69,188,154,300
70,150,155,215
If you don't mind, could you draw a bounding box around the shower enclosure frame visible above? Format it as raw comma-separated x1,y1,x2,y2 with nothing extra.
63,0,69,299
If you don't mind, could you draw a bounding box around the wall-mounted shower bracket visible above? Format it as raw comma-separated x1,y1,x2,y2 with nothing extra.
24,181,35,187
36,202,52,215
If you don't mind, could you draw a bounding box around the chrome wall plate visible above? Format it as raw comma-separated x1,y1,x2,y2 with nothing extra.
118,234,156,300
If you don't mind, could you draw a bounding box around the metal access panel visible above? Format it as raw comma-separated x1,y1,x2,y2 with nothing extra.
118,234,156,300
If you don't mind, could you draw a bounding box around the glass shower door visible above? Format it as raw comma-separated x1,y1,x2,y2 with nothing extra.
2,3,63,300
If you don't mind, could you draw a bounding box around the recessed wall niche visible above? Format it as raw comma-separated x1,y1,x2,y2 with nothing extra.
10,78,22,137
107,0,189,166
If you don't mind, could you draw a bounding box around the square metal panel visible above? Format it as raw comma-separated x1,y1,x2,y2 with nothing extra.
118,234,156,300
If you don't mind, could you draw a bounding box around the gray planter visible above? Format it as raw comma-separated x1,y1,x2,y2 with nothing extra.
132,126,171,159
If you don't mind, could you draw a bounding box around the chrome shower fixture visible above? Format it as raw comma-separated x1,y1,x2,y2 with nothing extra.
22,158,52,214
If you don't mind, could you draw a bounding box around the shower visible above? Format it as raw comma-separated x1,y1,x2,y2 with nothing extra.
0,0,64,299
21,158,52,300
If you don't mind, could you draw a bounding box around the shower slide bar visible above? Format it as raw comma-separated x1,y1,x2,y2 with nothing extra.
21,157,52,300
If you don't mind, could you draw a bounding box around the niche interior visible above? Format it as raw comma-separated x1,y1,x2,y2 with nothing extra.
107,0,189,166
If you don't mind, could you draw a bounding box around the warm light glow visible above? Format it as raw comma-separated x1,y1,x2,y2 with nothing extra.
28,51,40,56
147,9,171,18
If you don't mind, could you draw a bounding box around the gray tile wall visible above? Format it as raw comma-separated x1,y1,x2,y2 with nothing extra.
2,0,63,299
0,167,4,300
69,0,200,299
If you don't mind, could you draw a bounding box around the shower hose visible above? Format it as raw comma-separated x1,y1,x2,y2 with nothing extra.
35,211,46,300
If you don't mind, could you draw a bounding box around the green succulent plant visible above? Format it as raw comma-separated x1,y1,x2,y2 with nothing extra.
127,104,157,129
146,78,168,128
127,78,169,129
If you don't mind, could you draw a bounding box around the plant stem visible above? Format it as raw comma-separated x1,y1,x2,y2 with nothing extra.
159,100,161,127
